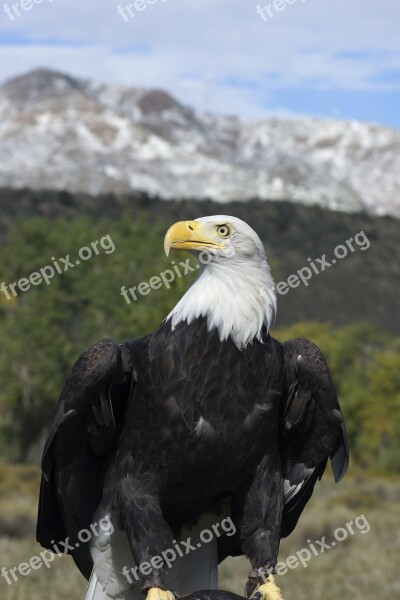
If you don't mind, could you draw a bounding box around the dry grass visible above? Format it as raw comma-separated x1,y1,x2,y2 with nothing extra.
0,463,399,600
0,462,39,539
0,461,86,600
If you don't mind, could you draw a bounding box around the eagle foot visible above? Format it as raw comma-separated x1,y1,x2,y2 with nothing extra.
146,588,176,600
245,574,283,600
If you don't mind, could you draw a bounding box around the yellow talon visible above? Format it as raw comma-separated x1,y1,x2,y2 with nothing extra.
255,575,284,600
146,588,176,600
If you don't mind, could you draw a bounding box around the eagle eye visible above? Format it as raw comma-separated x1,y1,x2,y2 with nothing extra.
216,224,231,238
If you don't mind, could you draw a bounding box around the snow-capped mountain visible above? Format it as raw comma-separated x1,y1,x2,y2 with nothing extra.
1,68,399,217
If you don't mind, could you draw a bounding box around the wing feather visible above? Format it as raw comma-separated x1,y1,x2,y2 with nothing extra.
279,338,349,538
36,338,137,579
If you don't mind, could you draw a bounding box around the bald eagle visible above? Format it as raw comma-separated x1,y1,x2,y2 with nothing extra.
37,216,348,600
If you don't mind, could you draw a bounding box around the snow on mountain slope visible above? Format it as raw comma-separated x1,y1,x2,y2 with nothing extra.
1,68,399,217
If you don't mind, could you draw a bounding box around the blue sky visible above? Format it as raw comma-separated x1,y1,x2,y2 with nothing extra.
0,0,399,127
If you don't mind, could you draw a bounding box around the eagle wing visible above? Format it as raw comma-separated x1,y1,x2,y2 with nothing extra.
279,338,349,538
36,337,140,579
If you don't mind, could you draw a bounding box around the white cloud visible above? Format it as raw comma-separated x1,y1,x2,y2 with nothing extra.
0,0,399,115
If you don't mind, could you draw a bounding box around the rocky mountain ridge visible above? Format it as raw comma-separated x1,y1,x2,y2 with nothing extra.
1,68,399,218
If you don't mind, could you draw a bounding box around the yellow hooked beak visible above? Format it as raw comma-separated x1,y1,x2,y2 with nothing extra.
164,220,225,256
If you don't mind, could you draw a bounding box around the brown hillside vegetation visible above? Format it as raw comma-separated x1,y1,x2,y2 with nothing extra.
0,463,398,600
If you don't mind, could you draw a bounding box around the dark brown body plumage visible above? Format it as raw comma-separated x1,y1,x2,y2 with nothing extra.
37,316,348,590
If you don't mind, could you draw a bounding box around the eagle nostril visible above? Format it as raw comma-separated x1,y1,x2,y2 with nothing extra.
188,224,194,231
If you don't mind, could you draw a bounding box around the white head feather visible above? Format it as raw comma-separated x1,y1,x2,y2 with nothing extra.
166,216,277,349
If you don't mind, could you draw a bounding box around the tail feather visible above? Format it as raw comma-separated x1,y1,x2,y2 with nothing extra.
86,508,219,600
84,571,138,600
84,571,108,600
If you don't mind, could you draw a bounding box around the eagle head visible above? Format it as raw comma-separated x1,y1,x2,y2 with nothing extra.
164,215,276,349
